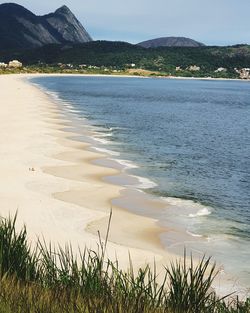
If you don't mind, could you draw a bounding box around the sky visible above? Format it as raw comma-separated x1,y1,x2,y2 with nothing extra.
1,0,249,45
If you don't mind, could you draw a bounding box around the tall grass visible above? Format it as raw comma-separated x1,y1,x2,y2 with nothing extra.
166,253,221,313
0,213,37,281
0,214,248,313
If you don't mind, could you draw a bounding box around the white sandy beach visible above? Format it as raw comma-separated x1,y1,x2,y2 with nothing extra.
0,73,246,298
0,74,175,271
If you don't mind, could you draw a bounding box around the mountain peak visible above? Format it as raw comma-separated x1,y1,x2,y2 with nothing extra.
138,36,205,48
49,4,92,42
0,3,92,49
55,5,72,15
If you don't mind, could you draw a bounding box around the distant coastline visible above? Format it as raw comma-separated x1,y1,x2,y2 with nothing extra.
1,70,249,83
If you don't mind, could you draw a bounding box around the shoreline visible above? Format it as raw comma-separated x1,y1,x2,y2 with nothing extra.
0,73,170,268
3,71,250,83
0,73,248,298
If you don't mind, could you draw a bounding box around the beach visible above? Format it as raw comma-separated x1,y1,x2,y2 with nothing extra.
0,73,248,298
0,73,174,270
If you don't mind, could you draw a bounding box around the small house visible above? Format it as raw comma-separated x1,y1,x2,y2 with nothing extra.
8,60,22,68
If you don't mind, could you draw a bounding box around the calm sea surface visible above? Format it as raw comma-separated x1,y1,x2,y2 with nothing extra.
32,76,250,286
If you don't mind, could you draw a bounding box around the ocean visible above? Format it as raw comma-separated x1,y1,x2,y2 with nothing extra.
31,75,250,287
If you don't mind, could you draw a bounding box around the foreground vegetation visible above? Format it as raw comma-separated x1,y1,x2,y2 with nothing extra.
1,41,250,79
0,214,249,313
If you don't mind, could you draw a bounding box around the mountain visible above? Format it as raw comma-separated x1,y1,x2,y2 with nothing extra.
0,3,92,49
137,37,205,48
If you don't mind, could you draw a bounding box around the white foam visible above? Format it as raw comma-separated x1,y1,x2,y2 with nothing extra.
161,197,213,215
109,126,124,131
30,82,40,89
93,132,113,138
92,137,110,145
76,116,87,121
46,90,61,102
93,147,120,156
189,208,211,218
64,104,74,109
186,230,203,238
131,175,158,189
67,108,81,114
39,89,73,111
112,159,138,169
162,196,197,207
30,82,65,105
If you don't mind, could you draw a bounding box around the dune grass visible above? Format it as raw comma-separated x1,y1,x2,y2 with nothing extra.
0,214,248,313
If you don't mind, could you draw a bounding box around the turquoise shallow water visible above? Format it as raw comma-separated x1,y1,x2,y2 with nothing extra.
32,76,250,286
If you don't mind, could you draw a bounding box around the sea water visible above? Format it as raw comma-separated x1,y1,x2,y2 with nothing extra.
31,76,250,287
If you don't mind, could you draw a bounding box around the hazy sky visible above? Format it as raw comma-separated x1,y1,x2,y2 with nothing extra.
1,0,249,45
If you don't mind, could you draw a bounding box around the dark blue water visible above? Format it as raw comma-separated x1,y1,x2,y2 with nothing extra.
32,76,250,285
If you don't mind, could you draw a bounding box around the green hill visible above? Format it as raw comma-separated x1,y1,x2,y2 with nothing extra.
1,41,250,78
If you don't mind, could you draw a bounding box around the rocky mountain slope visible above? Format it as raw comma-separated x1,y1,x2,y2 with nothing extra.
0,3,92,49
137,37,205,48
